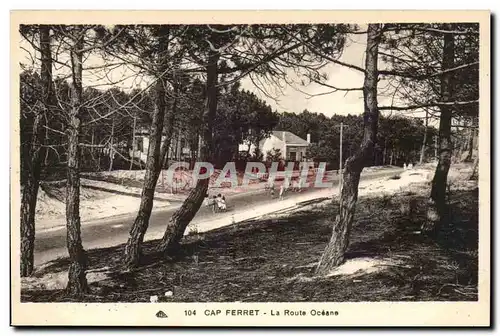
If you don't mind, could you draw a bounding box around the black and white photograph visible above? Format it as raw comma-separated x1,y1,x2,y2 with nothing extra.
10,10,490,327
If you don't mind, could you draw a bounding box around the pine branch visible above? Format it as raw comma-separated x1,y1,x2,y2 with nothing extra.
379,62,479,79
384,25,479,35
379,100,478,111
308,77,363,92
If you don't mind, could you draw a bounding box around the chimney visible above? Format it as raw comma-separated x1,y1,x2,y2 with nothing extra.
307,133,311,144
282,131,286,141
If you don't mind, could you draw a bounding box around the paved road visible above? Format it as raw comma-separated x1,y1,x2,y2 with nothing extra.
34,168,402,265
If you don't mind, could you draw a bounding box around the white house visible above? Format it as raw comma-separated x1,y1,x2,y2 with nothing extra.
239,131,311,161
130,127,191,164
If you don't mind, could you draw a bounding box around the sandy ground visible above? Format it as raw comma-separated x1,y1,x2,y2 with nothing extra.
88,169,265,189
34,179,280,231
34,161,465,233
155,167,424,238
79,178,180,201
35,180,173,230
22,164,476,292
33,166,422,232
33,167,334,230
179,164,472,254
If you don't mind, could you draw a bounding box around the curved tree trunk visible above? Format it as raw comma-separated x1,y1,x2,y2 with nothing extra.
20,174,40,277
123,26,175,269
66,27,88,296
422,25,455,234
123,110,176,268
156,50,220,255
123,79,176,268
157,179,209,254
20,25,52,277
316,24,382,275
123,92,166,268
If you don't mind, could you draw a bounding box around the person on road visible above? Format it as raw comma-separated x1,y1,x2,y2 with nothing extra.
205,193,216,213
216,193,227,211
221,194,227,211
279,183,285,200
212,195,218,213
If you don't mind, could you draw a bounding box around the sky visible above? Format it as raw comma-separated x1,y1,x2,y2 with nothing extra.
240,33,370,116
19,29,411,119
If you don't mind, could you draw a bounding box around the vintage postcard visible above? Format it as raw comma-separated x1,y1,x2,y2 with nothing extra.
10,10,490,327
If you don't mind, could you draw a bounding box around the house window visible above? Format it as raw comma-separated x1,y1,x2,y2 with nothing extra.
136,138,144,152
288,151,297,161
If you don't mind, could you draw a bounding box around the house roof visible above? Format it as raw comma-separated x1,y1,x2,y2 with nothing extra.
272,131,309,146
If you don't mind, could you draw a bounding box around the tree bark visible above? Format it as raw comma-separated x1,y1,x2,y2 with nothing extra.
419,110,429,164
123,94,176,268
65,27,89,296
123,83,168,268
156,50,220,255
20,25,51,277
123,26,174,269
316,24,382,275
422,25,455,234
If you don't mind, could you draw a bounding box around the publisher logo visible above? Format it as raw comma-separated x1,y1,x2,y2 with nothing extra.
156,310,168,318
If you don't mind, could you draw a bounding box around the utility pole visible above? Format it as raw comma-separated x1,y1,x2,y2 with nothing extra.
197,133,202,159
108,118,115,172
339,122,343,194
130,115,136,171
